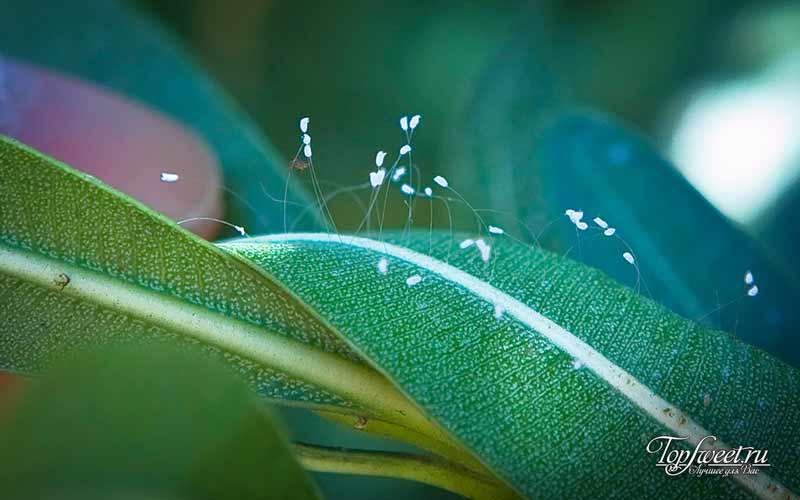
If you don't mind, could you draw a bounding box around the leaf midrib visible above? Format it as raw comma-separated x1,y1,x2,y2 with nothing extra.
0,243,418,423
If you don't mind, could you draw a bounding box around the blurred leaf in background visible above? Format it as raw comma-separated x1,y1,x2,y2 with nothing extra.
1,0,320,235
0,346,319,500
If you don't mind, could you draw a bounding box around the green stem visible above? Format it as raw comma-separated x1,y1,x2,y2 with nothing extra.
293,443,520,500
314,409,489,476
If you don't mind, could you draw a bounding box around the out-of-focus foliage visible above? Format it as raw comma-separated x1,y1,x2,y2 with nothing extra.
0,347,319,500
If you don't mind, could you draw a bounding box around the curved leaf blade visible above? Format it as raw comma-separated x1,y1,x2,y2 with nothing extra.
537,112,800,366
227,232,800,499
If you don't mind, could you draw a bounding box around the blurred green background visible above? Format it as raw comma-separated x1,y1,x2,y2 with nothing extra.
139,0,800,234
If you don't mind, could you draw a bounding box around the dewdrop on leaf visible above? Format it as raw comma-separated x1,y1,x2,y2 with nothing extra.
593,217,608,229
400,183,415,195
400,144,412,155
406,274,422,287
160,172,179,183
302,133,311,145
747,285,759,297
375,150,387,167
622,252,635,264
433,175,449,188
400,116,409,131
299,117,310,133
744,270,754,285
603,227,616,237
392,166,407,182
424,187,433,197
377,258,388,275
459,238,474,249
475,239,491,262
409,114,421,129
488,225,504,235
369,168,386,188
303,144,312,158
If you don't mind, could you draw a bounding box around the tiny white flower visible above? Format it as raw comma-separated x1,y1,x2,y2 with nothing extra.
424,187,433,197
747,285,759,297
400,184,415,195
433,175,448,188
459,238,475,249
302,133,311,145
400,144,412,155
593,217,608,229
488,225,504,235
603,227,616,237
400,116,409,131
303,144,312,158
623,252,635,264
300,117,310,133
409,114,421,129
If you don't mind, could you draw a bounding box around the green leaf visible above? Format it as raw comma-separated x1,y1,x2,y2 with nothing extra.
0,346,320,500
3,136,799,499
536,112,800,366
225,232,800,499
0,0,320,232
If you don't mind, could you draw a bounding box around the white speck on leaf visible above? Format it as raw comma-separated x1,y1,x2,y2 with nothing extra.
406,274,422,287
377,258,388,275
572,359,584,370
494,303,505,319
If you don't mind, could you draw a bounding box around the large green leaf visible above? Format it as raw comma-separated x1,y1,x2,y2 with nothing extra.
536,112,800,367
3,136,798,499
226,232,800,499
0,0,320,232
0,346,320,500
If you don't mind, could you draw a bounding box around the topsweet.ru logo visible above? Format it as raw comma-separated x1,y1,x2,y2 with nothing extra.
646,435,770,477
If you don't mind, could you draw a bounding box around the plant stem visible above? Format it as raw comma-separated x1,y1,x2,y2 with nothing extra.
293,443,520,500
315,409,489,475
